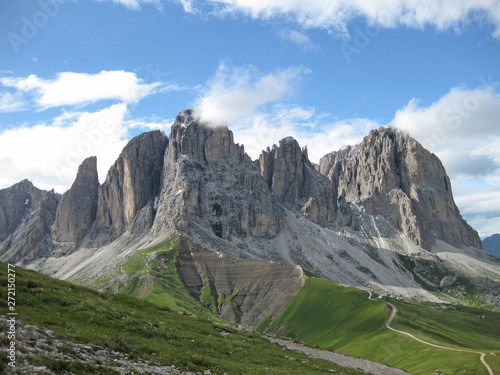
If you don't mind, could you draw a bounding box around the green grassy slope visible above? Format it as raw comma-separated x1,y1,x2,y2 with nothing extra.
263,277,500,375
265,277,388,349
94,236,221,321
0,262,366,375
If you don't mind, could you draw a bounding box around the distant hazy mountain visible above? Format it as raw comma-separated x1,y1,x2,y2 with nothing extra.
483,234,500,257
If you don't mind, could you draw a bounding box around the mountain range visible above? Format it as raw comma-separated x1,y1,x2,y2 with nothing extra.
483,234,500,257
1,108,499,324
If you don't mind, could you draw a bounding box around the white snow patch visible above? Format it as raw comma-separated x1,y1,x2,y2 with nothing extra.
175,189,184,196
371,216,385,253
25,199,29,205
153,196,158,209
350,202,365,214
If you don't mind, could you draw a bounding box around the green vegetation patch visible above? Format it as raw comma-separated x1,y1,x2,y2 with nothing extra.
27,354,120,375
201,279,217,313
256,316,272,333
219,289,239,307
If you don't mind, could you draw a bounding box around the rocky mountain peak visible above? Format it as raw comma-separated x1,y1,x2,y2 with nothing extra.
0,181,59,263
51,156,99,250
259,136,336,224
0,179,46,243
152,109,280,239
318,126,481,250
94,130,167,241
167,109,248,164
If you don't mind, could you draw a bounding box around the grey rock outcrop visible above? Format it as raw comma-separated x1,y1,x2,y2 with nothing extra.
95,130,167,240
259,137,336,224
0,182,59,263
440,275,458,287
152,109,281,239
176,236,305,326
318,127,481,250
51,156,99,249
0,180,44,242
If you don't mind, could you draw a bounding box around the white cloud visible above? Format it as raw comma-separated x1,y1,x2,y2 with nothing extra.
279,30,318,51
455,188,500,238
0,70,160,109
0,104,129,193
205,0,500,38
96,0,163,11
0,92,26,113
194,63,310,126
179,0,193,13
95,0,196,12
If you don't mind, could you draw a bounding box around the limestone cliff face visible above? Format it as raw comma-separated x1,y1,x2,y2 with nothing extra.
259,137,336,225
95,130,167,240
51,157,99,248
0,180,44,242
0,181,59,263
318,127,481,249
176,236,305,327
152,109,281,239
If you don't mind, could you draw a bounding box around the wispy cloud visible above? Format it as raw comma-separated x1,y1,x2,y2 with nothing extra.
203,0,500,38
0,92,27,113
194,63,311,126
95,0,163,11
279,30,318,51
0,70,161,110
95,0,197,12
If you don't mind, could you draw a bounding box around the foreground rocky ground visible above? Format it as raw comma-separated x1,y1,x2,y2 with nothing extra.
0,316,214,375
2,316,386,375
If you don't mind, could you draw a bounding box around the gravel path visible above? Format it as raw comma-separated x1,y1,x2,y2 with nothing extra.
265,337,411,375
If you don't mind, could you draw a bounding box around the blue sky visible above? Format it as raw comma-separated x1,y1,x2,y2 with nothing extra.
1,0,500,238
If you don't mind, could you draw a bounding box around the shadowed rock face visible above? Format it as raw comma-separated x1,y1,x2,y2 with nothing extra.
95,130,167,240
152,109,281,239
176,235,305,327
51,156,99,248
318,127,481,250
259,137,336,225
0,181,60,263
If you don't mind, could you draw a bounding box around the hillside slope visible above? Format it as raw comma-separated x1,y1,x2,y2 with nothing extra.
262,277,500,375
0,262,366,375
